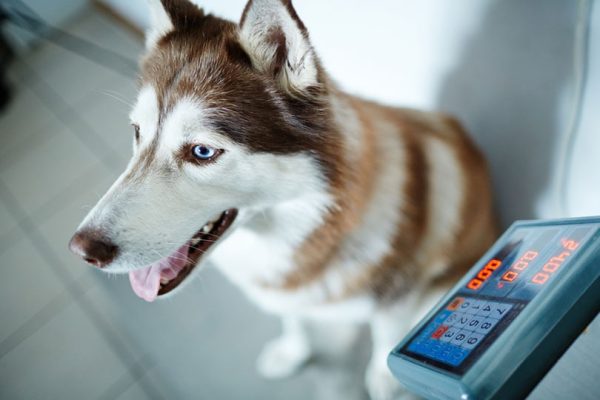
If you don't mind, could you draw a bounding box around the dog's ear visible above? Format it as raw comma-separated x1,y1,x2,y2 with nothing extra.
239,0,320,94
145,0,206,49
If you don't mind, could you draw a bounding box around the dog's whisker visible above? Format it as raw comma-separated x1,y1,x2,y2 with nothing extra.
101,90,134,107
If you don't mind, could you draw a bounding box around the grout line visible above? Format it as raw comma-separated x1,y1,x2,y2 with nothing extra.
0,178,162,399
0,163,113,255
0,273,92,359
96,354,165,400
91,0,144,40
0,90,64,170
13,60,128,174
0,124,57,170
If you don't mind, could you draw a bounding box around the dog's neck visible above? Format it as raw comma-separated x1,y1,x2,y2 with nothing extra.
235,88,380,290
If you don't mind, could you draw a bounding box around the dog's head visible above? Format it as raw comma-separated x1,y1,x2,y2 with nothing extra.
69,0,342,301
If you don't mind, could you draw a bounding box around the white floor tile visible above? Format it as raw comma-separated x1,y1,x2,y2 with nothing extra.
0,127,103,215
0,237,66,344
77,87,137,163
113,367,167,400
19,46,119,112
22,8,143,110
0,84,63,169
113,381,149,400
84,268,274,393
0,197,19,240
83,267,366,400
36,163,117,280
0,301,130,400
75,8,144,57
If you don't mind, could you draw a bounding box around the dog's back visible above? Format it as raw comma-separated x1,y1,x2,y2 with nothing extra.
237,89,498,313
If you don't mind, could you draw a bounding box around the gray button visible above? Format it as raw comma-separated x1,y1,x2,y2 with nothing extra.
466,299,485,315
476,317,500,334
462,333,485,349
459,299,473,312
466,316,483,331
440,327,460,343
477,302,494,317
451,330,470,346
455,313,471,329
489,302,513,319
444,312,460,326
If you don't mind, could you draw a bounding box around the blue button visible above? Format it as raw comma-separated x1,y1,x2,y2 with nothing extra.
434,310,452,324
407,342,421,353
445,312,460,326
448,349,470,366
431,343,443,354
421,339,436,350
422,323,438,336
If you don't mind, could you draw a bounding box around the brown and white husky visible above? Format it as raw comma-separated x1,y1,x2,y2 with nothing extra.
69,0,497,398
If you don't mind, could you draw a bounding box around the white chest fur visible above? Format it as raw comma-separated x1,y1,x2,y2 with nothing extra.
209,204,376,322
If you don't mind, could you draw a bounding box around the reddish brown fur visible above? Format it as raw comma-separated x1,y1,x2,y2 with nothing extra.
276,93,380,290
142,0,498,303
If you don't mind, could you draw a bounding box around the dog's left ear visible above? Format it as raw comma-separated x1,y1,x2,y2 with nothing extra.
146,0,206,49
239,0,320,94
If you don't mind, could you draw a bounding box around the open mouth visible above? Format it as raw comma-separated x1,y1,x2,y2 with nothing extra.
128,209,238,302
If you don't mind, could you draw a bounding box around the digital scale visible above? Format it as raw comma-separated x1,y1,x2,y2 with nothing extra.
388,217,600,400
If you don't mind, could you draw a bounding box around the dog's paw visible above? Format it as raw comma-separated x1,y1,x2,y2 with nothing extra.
365,363,405,400
256,336,310,379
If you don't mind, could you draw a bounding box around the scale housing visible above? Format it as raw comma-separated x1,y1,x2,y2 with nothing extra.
387,217,600,400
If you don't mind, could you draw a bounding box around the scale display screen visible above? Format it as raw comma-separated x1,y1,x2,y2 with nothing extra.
399,224,596,375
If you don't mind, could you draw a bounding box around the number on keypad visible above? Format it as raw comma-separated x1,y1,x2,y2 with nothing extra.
408,296,514,368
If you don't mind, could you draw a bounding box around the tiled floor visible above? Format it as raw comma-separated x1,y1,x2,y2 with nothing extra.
0,6,369,400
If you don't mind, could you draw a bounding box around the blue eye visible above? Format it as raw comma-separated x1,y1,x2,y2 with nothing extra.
192,145,218,161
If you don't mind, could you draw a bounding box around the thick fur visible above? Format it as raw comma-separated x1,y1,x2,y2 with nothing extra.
73,1,497,399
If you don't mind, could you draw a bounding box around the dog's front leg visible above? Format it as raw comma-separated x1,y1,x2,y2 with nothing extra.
367,288,449,400
366,305,410,400
257,316,312,379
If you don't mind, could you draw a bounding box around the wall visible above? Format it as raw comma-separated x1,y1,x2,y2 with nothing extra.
565,1,600,218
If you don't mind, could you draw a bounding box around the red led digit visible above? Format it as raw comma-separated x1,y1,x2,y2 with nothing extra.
552,251,570,262
561,239,579,251
478,269,492,280
467,279,482,290
513,261,528,271
543,262,561,273
532,272,549,284
466,259,502,290
502,250,538,283
502,271,518,282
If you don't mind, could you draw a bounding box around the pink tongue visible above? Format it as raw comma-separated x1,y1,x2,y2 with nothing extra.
128,243,190,302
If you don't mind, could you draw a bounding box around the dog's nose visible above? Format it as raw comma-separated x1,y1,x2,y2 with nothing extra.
69,229,118,268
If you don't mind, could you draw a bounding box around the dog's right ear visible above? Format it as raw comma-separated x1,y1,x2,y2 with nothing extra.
146,0,173,49
239,0,320,95
145,0,206,49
